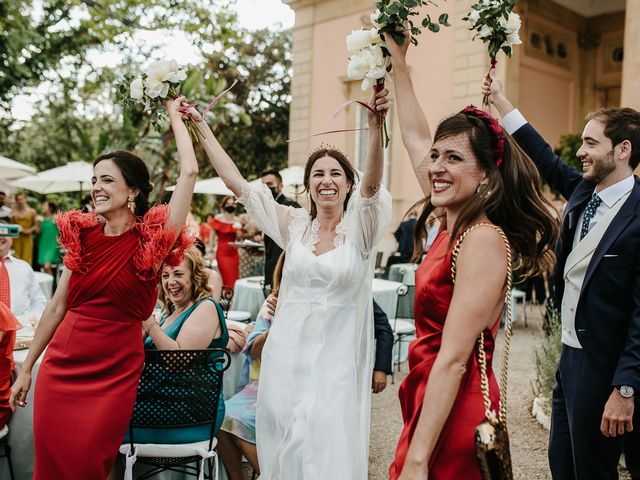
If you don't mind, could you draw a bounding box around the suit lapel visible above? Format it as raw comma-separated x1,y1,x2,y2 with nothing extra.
582,181,640,289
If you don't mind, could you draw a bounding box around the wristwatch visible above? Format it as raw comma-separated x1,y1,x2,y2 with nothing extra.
617,386,635,398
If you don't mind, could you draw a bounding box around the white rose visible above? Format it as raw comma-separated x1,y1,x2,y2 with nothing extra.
466,9,480,26
144,78,170,99
361,45,388,91
370,9,384,29
346,29,374,54
369,28,383,45
347,53,369,80
162,59,187,83
130,77,144,100
505,30,522,47
500,12,521,34
479,24,492,39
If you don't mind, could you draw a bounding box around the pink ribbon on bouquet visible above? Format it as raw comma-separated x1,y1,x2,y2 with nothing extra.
286,82,386,143
177,80,239,120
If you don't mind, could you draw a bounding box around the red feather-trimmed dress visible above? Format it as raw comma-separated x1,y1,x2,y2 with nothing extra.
33,205,192,480
0,302,20,429
390,231,501,480
210,218,240,288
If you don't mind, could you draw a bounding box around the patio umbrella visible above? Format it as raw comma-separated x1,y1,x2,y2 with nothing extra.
167,177,234,196
11,161,93,194
0,155,37,179
167,177,263,196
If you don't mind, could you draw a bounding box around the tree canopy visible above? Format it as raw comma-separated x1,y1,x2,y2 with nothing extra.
0,0,291,214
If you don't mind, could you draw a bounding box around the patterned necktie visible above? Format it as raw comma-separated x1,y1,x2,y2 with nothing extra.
580,193,602,240
0,257,10,308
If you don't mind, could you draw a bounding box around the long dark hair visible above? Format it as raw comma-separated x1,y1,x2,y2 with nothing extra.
411,113,559,278
303,148,359,219
93,150,153,217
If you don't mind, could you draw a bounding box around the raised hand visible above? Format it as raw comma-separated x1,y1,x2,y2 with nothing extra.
481,69,514,117
164,95,188,120
368,87,392,127
383,28,411,67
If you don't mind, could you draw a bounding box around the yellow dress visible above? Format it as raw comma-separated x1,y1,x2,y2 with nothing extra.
12,210,36,264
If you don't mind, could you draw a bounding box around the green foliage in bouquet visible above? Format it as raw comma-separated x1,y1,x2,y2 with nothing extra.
463,0,521,59
374,0,450,47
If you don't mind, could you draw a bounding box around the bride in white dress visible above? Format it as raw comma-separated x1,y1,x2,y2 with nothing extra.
187,88,392,479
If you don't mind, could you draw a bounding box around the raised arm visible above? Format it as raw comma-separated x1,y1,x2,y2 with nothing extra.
165,96,199,236
187,106,246,196
361,87,391,197
383,32,431,196
398,228,507,479
9,267,71,410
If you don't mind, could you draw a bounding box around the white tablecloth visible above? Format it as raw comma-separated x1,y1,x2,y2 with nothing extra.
5,348,244,480
234,276,404,321
34,272,53,300
388,263,418,285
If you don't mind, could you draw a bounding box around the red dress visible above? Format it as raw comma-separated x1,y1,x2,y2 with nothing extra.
390,230,501,480
211,218,239,288
33,206,192,480
0,302,19,429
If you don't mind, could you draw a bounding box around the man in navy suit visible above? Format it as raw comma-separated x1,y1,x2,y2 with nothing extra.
484,72,640,479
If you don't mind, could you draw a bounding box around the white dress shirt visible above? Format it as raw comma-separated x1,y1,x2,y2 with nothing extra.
2,254,47,318
572,176,634,248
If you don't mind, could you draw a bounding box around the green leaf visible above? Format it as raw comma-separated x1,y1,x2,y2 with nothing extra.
428,23,440,33
438,13,450,26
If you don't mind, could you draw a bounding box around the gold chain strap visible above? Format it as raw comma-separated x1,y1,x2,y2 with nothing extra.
450,223,513,423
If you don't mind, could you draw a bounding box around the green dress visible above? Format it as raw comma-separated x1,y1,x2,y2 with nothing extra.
125,297,229,444
38,217,62,265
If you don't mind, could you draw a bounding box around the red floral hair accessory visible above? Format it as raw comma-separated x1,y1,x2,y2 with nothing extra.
460,105,505,168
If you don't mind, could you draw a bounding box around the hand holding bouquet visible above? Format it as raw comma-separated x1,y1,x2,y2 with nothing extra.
463,0,522,107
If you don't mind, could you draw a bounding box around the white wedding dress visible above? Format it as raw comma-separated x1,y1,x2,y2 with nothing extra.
238,181,391,480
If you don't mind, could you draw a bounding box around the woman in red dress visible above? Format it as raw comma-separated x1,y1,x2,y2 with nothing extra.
210,195,243,287
385,34,559,479
0,303,19,430
9,97,198,480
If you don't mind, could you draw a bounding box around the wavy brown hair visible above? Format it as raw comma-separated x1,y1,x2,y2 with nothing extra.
411,113,559,279
303,148,359,219
159,247,214,313
272,252,286,296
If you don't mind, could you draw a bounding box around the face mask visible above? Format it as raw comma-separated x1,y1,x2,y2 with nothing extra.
268,186,278,199
224,205,236,213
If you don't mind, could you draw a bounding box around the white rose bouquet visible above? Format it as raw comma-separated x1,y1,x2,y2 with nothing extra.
345,1,450,147
463,0,521,105
117,59,201,139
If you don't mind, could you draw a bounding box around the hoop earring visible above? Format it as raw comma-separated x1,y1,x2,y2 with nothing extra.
127,195,136,214
476,184,492,198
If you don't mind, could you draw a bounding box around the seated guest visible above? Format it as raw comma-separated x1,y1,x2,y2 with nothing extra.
127,247,229,444
372,299,394,393
0,302,20,429
0,226,47,317
194,238,223,301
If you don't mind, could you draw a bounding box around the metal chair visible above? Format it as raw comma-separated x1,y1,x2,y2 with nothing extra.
120,348,231,480
219,288,234,317
391,285,416,384
0,425,15,480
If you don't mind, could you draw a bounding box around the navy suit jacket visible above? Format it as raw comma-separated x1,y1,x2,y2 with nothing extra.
513,122,640,391
373,300,394,374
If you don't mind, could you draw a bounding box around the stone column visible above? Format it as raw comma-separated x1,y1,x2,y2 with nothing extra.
621,0,640,109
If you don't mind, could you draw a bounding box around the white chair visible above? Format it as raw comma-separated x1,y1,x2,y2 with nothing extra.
390,285,417,384
0,424,15,480
511,289,527,327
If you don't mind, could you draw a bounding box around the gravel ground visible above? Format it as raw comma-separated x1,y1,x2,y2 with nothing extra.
368,305,632,479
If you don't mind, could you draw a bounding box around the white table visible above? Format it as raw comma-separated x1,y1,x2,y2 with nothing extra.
34,272,53,300
388,263,418,285
5,348,244,480
233,276,404,321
